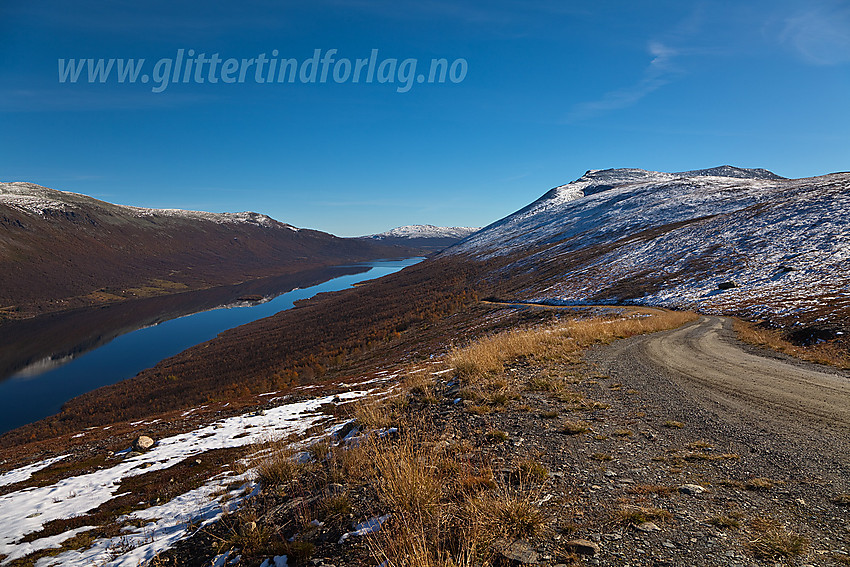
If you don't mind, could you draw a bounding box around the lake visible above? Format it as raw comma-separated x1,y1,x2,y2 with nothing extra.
0,257,422,433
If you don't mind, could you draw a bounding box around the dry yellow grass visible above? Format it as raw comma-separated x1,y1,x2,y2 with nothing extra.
449,329,550,378
615,505,672,526
253,442,305,488
745,517,809,561
362,420,549,567
236,309,703,567
353,395,405,429
404,372,439,404
561,420,591,435
449,309,697,380
734,319,850,369
369,435,445,519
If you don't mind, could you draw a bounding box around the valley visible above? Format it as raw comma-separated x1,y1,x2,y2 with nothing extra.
1,167,848,566
0,259,420,434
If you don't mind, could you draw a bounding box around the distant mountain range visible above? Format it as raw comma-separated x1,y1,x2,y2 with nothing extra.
361,224,479,252
448,166,850,326
0,182,415,319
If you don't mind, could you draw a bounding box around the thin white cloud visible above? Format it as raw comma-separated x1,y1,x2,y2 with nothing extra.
566,41,679,122
779,3,850,65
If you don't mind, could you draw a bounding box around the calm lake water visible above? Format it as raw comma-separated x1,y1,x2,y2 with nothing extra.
0,258,422,433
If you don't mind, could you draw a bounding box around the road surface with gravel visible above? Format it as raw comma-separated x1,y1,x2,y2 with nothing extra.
589,315,850,480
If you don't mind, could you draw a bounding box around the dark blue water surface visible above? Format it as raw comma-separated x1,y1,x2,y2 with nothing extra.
0,258,421,433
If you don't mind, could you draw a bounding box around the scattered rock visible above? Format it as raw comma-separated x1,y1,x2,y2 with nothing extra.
636,521,660,532
495,539,539,565
563,539,600,556
132,435,155,452
678,484,706,495
717,281,738,290
334,421,358,442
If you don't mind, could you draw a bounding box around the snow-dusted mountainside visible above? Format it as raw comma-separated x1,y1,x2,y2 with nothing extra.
675,165,785,180
369,225,479,240
362,224,479,253
0,182,412,319
0,182,289,228
449,166,850,325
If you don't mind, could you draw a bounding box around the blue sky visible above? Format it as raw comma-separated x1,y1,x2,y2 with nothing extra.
1,0,848,235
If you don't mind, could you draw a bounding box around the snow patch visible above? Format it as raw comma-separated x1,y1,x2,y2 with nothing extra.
0,390,374,565
0,454,69,488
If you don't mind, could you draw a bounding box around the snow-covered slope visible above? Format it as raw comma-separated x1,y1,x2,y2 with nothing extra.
0,383,383,566
449,167,850,325
368,225,479,240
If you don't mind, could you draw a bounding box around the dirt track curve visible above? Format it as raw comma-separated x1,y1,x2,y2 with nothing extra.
588,315,850,481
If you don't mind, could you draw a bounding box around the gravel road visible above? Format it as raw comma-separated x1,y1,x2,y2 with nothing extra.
588,315,850,485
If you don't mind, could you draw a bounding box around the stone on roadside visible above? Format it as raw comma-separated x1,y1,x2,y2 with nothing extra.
495,539,539,565
563,539,600,556
636,521,660,532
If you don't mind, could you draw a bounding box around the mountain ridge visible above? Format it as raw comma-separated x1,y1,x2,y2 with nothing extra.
449,167,850,326
1,181,291,228
367,224,479,240
359,224,480,253
0,182,414,320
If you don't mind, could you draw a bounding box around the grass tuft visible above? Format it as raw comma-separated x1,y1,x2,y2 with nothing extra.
485,429,509,443
615,505,672,526
744,477,774,491
706,514,741,529
745,517,809,561
561,420,591,435
255,443,303,488
513,459,549,484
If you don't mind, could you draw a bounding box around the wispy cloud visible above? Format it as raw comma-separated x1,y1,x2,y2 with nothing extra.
566,41,680,123
779,2,850,65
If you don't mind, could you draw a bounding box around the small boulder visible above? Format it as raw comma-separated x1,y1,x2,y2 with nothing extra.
132,435,154,452
678,483,706,495
563,539,600,556
495,539,539,565
636,521,660,532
